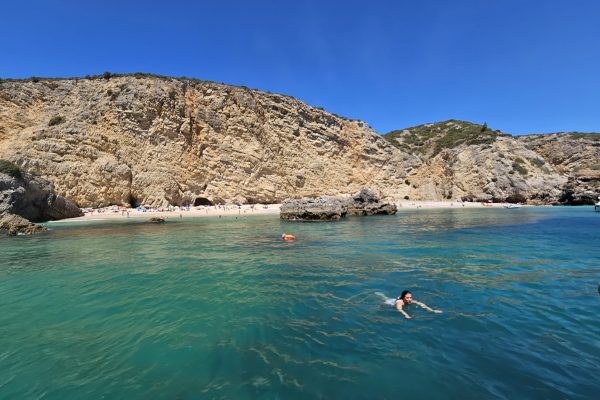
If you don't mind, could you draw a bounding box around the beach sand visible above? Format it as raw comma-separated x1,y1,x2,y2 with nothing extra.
66,200,509,222
67,204,281,221
394,200,508,209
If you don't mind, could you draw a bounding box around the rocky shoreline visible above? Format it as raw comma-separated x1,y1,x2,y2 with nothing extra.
1,162,82,235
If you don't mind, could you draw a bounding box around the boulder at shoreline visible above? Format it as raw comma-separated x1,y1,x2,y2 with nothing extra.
346,188,398,216
1,167,83,222
0,213,47,236
1,161,83,235
280,188,397,221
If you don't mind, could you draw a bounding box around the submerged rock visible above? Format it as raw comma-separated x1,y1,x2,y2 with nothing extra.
148,217,166,223
280,188,396,221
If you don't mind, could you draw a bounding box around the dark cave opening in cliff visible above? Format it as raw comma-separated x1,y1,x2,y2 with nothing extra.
128,194,139,208
194,197,214,206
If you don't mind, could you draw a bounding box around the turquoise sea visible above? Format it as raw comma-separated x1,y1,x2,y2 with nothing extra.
1,207,599,399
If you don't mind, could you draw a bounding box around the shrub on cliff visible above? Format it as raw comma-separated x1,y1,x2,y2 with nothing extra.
48,115,65,126
385,120,501,156
0,160,22,179
512,157,528,176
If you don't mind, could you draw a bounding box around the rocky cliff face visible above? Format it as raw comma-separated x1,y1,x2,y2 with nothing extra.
1,76,598,207
385,120,599,203
0,75,417,207
518,133,600,204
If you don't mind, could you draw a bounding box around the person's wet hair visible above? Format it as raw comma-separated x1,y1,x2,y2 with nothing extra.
400,290,411,300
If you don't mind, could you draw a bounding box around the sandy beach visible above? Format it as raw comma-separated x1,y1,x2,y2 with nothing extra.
395,200,510,209
65,200,512,222
66,204,281,221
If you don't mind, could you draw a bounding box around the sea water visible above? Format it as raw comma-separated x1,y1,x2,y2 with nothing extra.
1,207,599,399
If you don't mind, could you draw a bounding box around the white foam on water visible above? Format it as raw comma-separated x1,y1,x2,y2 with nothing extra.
375,292,396,306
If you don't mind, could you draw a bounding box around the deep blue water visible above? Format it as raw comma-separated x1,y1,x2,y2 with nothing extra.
1,207,599,399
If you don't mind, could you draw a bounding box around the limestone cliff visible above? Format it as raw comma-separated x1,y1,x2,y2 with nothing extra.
385,120,599,204
1,76,598,207
519,133,600,204
0,75,417,207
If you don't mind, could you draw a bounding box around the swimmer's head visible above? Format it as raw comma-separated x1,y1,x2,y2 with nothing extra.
399,290,412,304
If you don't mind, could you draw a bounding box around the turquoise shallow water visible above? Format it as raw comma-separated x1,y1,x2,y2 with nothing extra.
1,207,599,399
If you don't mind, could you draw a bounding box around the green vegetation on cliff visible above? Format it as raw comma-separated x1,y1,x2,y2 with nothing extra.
512,157,528,176
48,115,65,126
384,120,508,156
568,133,600,141
0,160,22,179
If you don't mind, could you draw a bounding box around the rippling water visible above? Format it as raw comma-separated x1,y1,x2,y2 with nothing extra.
1,207,599,399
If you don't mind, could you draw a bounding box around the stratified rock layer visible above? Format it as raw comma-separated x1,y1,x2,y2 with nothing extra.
519,133,600,204
1,77,598,206
280,196,348,221
0,76,417,207
385,120,600,204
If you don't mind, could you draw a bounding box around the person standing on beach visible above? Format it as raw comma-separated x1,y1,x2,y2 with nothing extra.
396,290,442,319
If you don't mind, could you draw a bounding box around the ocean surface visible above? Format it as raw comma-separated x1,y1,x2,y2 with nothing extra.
1,207,599,399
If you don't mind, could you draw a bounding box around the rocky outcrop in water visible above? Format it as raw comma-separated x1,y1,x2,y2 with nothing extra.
0,213,47,236
280,188,396,221
280,196,348,221
346,188,398,215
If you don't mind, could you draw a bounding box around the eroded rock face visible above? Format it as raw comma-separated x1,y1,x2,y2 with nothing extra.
2,78,598,207
280,196,348,221
384,120,599,203
0,213,46,235
519,133,600,204
280,188,396,221
0,171,83,222
0,76,417,207
407,136,568,203
347,188,398,215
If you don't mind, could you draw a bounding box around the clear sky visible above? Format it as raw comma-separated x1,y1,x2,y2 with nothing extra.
2,0,599,135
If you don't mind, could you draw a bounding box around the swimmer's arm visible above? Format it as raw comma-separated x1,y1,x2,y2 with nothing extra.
395,302,411,319
414,301,442,314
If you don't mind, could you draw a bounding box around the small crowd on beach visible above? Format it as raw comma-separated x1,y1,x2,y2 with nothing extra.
78,203,280,220
76,199,521,221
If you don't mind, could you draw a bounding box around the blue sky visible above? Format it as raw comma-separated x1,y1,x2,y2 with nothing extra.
2,0,599,134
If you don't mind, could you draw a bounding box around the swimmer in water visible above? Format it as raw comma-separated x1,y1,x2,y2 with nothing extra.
395,290,442,319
